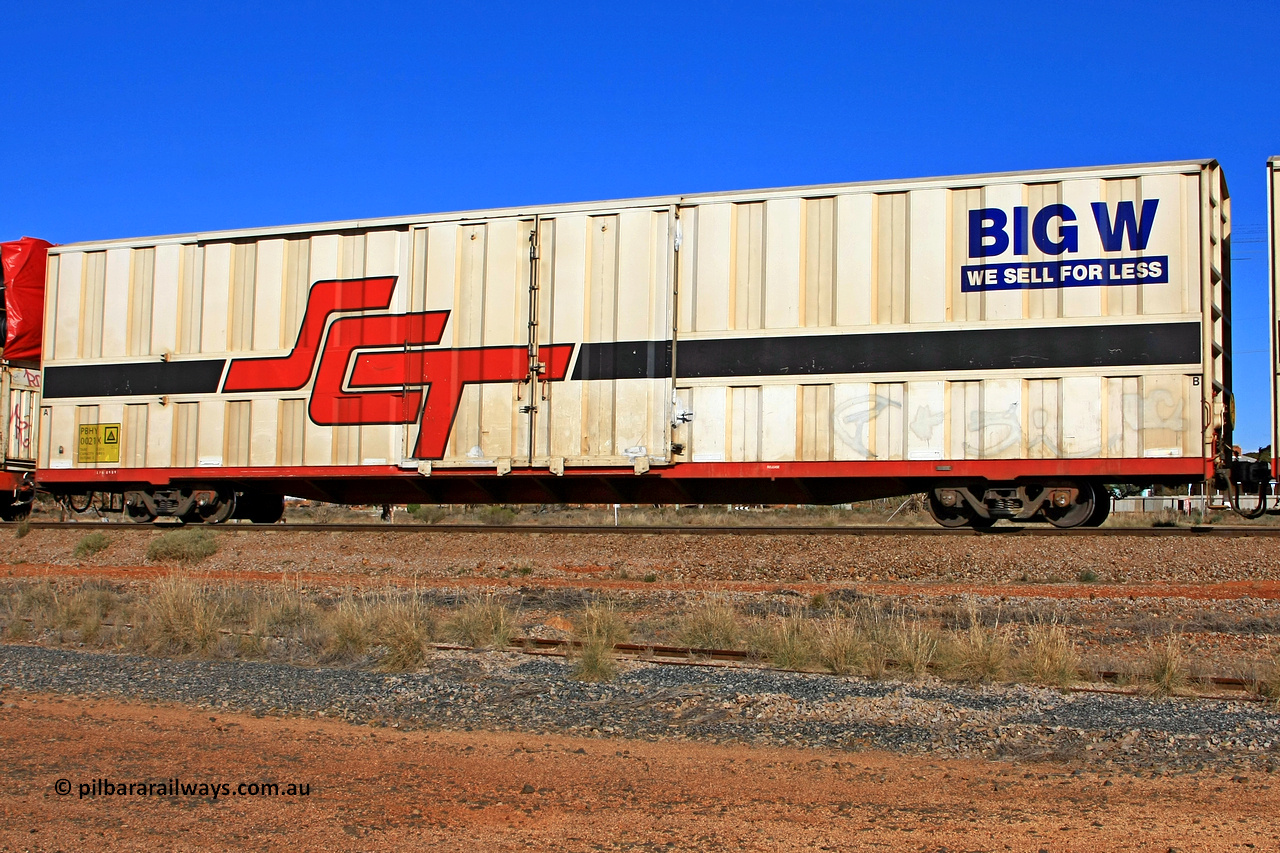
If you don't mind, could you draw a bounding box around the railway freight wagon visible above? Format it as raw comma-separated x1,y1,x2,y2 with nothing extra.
35,160,1237,527
1271,156,1280,484
0,237,52,519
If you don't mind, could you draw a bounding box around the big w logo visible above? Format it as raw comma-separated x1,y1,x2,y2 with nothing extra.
222,277,574,459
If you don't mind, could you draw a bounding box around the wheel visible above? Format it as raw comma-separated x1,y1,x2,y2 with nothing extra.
927,493,974,528
968,513,997,529
1043,484,1096,529
1083,485,1111,527
243,493,285,524
0,501,30,522
67,493,94,513
183,492,236,524
124,502,157,523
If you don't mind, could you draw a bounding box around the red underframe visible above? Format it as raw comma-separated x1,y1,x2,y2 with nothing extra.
35,457,1213,487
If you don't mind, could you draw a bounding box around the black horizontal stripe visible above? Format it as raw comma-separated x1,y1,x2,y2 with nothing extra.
571,340,673,381
43,359,227,398
577,321,1200,380
41,321,1201,397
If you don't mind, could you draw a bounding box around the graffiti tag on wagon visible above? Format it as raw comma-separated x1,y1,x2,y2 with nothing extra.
960,200,1168,291
10,403,32,451
833,390,1186,460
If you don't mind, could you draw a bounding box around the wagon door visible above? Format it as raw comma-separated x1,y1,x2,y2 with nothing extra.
398,208,676,474
535,207,677,473
394,214,545,469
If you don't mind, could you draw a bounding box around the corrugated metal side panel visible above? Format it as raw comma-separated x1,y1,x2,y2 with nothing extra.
38,405,51,467
47,160,1212,255
277,399,305,466
127,248,154,356
426,218,524,463
803,198,835,328
4,368,39,465
680,374,1198,463
178,245,204,354
1271,158,1280,475
224,401,251,467
73,405,96,465
173,402,197,468
42,229,415,472
1200,163,1229,462
569,208,671,464
79,253,106,358
121,404,145,468
671,165,1209,466
408,208,673,468
37,162,1213,476
228,243,256,352
146,401,172,468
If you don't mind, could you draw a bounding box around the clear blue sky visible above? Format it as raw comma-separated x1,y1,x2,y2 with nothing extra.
5,1,1277,448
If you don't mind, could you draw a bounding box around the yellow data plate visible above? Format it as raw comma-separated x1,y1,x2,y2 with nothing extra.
77,423,120,464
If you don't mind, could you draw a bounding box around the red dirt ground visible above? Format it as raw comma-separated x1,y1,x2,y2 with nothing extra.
7,561,1280,602
2,692,1278,852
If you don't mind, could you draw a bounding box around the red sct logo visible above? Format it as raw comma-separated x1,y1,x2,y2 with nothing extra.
222,277,573,459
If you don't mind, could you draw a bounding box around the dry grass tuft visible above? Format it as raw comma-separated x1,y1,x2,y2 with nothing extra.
371,594,433,672
72,532,111,559
946,608,1012,684
569,601,629,682
322,594,375,662
252,586,320,638
445,595,517,649
754,612,818,671
816,616,867,675
571,634,618,682
53,583,120,644
138,576,227,656
1019,621,1080,687
146,529,219,564
677,599,742,650
1144,634,1190,697
843,601,896,678
890,615,940,679
1255,649,1280,703
4,581,57,638
576,601,629,647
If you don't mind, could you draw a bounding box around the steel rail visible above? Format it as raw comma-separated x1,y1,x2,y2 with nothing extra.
13,611,1260,700
16,520,1280,537
513,638,1262,700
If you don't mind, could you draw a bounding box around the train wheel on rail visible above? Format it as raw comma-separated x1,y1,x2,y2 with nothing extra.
926,492,973,528
67,493,95,514
237,493,285,524
1083,484,1111,527
1042,483,1096,529
182,491,236,525
123,493,157,523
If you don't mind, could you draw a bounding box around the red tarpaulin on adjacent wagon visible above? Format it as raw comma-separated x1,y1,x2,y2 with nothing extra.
0,236,52,362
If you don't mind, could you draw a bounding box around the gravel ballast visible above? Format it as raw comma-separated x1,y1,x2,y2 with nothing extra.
6,527,1280,584
3,644,1277,773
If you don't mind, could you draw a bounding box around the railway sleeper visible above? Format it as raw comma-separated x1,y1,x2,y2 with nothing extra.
928,481,1109,529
